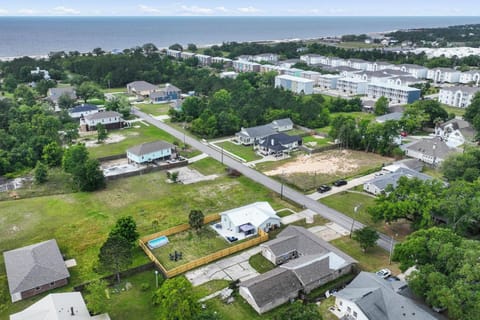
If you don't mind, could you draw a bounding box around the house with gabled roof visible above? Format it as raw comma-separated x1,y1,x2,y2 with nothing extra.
10,292,110,320
47,87,77,107
3,239,70,302
258,133,302,156
401,137,460,166
126,81,158,97
235,124,277,145
68,104,99,119
271,118,294,132
150,84,181,103
363,167,434,195
127,140,175,164
80,111,123,132
239,226,356,314
435,118,476,148
334,272,442,320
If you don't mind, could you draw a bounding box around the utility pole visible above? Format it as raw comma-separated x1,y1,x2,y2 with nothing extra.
389,234,398,265
350,204,361,238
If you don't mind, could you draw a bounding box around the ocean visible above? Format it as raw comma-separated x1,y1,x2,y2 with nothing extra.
1,16,479,58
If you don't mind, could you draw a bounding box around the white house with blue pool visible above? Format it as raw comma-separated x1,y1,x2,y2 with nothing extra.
127,140,175,164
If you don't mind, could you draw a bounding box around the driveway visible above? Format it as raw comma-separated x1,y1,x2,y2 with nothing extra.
307,172,377,200
185,247,261,287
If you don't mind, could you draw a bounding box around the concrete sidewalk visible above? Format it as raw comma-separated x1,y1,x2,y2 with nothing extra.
187,153,209,163
307,172,378,200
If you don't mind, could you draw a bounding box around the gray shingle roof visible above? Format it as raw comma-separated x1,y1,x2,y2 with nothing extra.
127,140,174,157
283,255,332,286
403,137,459,160
48,87,76,102
376,112,404,123
127,81,158,92
3,240,70,295
240,268,302,308
441,86,480,94
69,104,98,113
335,272,441,320
365,167,433,191
85,111,122,121
238,124,277,139
272,118,293,127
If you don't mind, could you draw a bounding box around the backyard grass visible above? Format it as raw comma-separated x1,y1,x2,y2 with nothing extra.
0,167,300,318
216,141,262,162
189,157,225,176
135,103,172,116
86,123,177,158
152,228,233,270
441,104,466,117
318,296,338,320
330,237,401,275
320,191,412,240
303,135,334,148
192,279,230,298
249,253,275,274
284,128,307,136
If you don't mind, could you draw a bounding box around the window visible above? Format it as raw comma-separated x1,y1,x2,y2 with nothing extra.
339,301,343,306
347,307,351,313
50,282,55,286
353,311,358,318
35,287,41,291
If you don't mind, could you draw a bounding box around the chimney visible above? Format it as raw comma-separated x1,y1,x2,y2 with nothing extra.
70,306,75,316
271,139,275,146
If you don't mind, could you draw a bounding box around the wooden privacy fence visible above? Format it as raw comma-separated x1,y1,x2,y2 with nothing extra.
139,217,269,278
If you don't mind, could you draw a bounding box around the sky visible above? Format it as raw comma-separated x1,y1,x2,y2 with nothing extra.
0,1,479,17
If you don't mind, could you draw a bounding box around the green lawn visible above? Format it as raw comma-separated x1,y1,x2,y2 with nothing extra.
103,87,127,94
189,157,224,176
152,228,233,270
135,103,172,116
330,237,401,275
303,135,334,148
216,141,262,162
248,253,275,274
441,104,466,117
0,166,299,318
284,128,306,136
192,279,230,298
86,123,178,158
320,191,412,240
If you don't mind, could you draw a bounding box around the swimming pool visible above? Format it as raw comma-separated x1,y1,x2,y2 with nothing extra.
148,235,169,249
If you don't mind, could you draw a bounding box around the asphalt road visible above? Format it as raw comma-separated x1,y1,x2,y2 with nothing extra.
132,108,395,251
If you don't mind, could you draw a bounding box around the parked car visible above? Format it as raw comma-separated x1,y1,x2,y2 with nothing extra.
333,179,347,187
317,185,331,193
376,268,392,279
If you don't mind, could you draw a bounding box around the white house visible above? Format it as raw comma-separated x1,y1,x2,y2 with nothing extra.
438,86,480,108
275,75,314,95
220,202,281,236
10,292,110,320
127,140,175,164
271,118,294,132
30,67,50,80
401,137,460,166
126,81,158,97
363,167,433,195
300,54,326,65
435,118,476,148
334,272,440,320
399,64,429,79
80,111,123,132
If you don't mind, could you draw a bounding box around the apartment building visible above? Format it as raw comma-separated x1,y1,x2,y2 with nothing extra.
367,83,421,104
275,75,314,95
438,86,480,108
337,78,368,95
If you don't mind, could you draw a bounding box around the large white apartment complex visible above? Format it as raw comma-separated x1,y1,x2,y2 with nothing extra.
337,78,368,95
438,86,480,108
275,75,314,95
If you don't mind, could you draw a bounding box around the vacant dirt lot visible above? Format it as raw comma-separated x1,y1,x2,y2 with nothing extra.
261,149,393,191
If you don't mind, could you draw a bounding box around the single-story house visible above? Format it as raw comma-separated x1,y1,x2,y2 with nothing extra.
68,104,99,119
47,87,77,106
3,239,70,302
271,118,294,132
150,84,181,103
435,118,475,148
240,226,357,314
80,111,123,132
334,272,442,320
401,137,460,166
10,292,110,320
258,133,302,156
126,81,158,97
235,124,277,146
363,167,434,195
127,140,175,164
220,202,281,236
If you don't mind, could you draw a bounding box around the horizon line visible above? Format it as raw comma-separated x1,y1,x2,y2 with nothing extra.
0,15,479,18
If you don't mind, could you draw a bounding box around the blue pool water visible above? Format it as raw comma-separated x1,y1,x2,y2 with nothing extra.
148,235,169,249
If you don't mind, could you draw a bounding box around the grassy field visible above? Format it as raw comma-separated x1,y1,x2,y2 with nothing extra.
0,159,299,318
441,104,466,117
152,228,233,270
216,141,262,162
331,237,401,275
135,103,172,116
102,87,127,94
320,191,412,240
248,253,275,274
303,135,333,148
335,41,382,49
85,123,179,158
189,157,224,176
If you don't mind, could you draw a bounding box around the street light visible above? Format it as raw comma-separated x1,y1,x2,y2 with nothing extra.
349,204,361,238
154,270,159,288
280,170,285,200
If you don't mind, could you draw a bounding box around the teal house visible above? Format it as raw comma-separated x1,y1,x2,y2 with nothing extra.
127,140,175,164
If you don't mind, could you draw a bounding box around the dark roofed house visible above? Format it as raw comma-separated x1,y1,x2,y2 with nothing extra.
235,124,277,146
68,104,99,119
126,81,158,97
3,239,70,302
334,272,443,320
150,84,181,103
258,133,302,156
127,140,175,164
240,226,357,314
80,111,123,132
